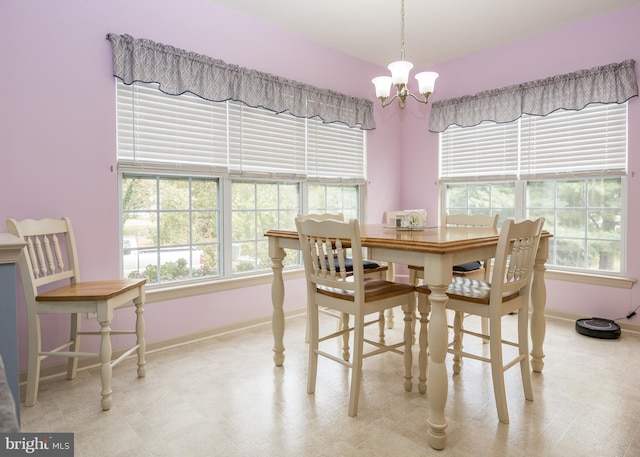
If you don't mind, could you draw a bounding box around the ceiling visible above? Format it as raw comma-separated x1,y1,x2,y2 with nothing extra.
207,0,640,69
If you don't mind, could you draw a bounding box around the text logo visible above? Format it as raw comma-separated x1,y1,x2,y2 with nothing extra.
1,433,74,456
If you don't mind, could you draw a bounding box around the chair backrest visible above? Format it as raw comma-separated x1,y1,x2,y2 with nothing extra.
298,213,347,259
445,213,498,229
384,209,427,226
295,216,364,300
298,213,345,222
384,212,395,225
446,213,499,274
6,217,80,307
489,218,545,306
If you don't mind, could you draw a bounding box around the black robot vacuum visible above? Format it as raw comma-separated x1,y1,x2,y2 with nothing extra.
575,317,621,339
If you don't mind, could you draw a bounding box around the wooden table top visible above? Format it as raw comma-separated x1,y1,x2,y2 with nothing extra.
266,224,551,255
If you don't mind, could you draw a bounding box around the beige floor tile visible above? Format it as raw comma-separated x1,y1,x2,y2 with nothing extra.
19,312,640,456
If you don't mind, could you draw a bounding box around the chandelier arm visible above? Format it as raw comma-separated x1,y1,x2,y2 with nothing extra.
406,91,431,104
380,93,399,108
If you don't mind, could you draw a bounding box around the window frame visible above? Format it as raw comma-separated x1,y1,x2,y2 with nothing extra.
119,172,366,299
442,177,627,277
439,102,629,278
119,170,222,283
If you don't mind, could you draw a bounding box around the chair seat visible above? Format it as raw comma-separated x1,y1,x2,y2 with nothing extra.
416,277,520,304
453,261,483,272
321,255,387,273
36,280,146,302
318,278,414,302
409,260,482,273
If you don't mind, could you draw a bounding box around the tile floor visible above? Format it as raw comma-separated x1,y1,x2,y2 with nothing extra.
19,311,640,457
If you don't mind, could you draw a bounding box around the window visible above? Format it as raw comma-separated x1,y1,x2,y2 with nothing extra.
527,178,623,272
231,180,300,273
122,175,219,284
445,182,516,221
116,80,366,285
441,103,627,275
308,184,360,220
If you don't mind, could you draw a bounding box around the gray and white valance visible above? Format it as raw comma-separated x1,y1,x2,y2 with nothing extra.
107,33,375,130
429,59,638,133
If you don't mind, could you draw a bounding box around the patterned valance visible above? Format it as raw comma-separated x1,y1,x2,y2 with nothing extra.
107,33,375,130
429,59,638,133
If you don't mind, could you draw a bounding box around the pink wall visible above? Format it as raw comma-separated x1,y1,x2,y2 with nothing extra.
401,5,640,323
1,0,639,373
0,0,402,370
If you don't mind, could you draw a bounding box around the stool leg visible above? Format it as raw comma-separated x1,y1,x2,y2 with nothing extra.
25,315,42,407
452,311,464,374
417,292,431,394
99,320,113,411
341,313,350,361
385,264,396,329
66,313,81,380
348,315,365,417
135,300,146,378
403,300,415,392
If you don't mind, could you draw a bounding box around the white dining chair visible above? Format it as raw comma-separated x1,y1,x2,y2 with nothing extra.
296,216,415,416
410,213,498,339
299,214,389,353
382,209,427,330
7,217,147,411
415,217,544,424
409,213,498,285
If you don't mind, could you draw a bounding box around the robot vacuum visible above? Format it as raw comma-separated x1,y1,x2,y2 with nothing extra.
575,317,621,339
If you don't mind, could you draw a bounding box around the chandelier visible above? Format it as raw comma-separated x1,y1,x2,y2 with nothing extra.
371,0,439,109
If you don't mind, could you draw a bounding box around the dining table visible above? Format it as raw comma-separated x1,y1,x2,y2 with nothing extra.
265,223,551,450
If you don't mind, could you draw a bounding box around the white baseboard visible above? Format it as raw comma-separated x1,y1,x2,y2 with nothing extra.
21,306,639,385
543,308,640,334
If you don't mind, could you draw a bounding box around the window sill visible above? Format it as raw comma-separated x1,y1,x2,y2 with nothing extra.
545,269,636,289
142,267,634,304
143,268,305,304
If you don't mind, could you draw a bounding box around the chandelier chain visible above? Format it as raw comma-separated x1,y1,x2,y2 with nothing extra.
371,0,438,108
400,0,406,60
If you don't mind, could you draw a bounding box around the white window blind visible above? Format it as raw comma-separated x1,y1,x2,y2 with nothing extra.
520,103,627,178
307,118,366,181
440,121,519,180
116,80,366,180
117,81,228,171
228,103,306,176
440,102,627,181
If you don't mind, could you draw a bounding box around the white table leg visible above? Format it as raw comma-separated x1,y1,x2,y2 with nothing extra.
530,237,548,373
269,238,286,367
426,285,449,450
